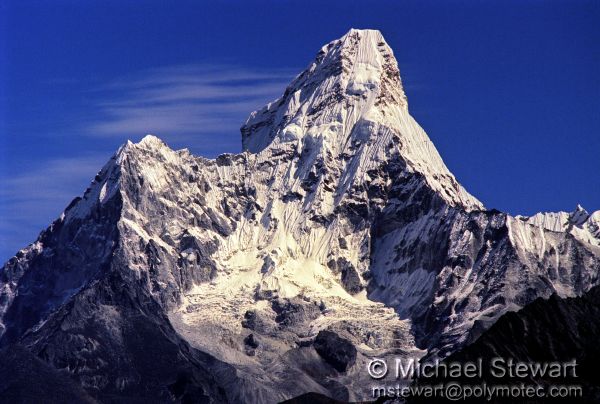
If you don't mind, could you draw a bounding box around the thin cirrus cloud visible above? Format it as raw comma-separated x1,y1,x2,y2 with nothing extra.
0,155,109,260
85,64,298,154
0,64,298,261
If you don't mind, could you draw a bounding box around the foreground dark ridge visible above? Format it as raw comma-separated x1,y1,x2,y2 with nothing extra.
409,284,600,403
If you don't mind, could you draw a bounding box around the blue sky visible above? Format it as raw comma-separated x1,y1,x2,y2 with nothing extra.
1,0,599,262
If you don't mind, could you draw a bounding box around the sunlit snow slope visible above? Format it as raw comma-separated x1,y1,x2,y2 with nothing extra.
1,29,599,403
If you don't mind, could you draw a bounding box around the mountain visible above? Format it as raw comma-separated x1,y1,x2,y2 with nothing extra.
410,284,600,403
1,29,599,403
0,345,97,403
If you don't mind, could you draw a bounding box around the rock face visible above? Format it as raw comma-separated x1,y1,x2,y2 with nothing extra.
0,345,97,403
1,29,599,402
313,330,357,372
411,285,600,403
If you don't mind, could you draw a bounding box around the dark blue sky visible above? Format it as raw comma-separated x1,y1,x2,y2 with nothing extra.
1,0,599,261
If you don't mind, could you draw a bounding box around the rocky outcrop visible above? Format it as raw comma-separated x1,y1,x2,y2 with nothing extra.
410,285,600,403
1,29,599,402
313,330,357,372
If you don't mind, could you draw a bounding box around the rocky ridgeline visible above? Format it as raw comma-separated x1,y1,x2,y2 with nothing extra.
1,29,599,402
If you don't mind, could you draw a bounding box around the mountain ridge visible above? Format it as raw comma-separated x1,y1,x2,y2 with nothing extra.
1,28,599,402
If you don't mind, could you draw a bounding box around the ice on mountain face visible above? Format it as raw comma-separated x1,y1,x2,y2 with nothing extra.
1,28,599,402
514,205,600,248
570,204,590,226
242,30,405,151
422,284,600,398
242,29,481,212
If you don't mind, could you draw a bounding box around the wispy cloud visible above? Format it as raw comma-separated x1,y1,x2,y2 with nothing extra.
0,63,298,262
85,64,297,151
0,155,108,260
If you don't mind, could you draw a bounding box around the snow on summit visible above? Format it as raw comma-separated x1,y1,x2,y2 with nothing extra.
242,28,481,210
0,29,599,403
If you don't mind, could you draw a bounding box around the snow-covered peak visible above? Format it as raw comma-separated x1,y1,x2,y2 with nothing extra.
514,205,600,248
241,28,407,154
299,28,407,106
113,135,168,163
333,29,405,100
518,204,592,232
2,29,600,402
241,28,481,210
137,134,166,148
570,204,589,226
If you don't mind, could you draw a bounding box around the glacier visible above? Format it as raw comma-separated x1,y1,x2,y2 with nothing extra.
1,29,599,403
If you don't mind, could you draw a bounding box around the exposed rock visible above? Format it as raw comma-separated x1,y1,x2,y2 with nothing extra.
0,344,97,403
411,285,600,403
0,28,599,403
313,330,357,372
